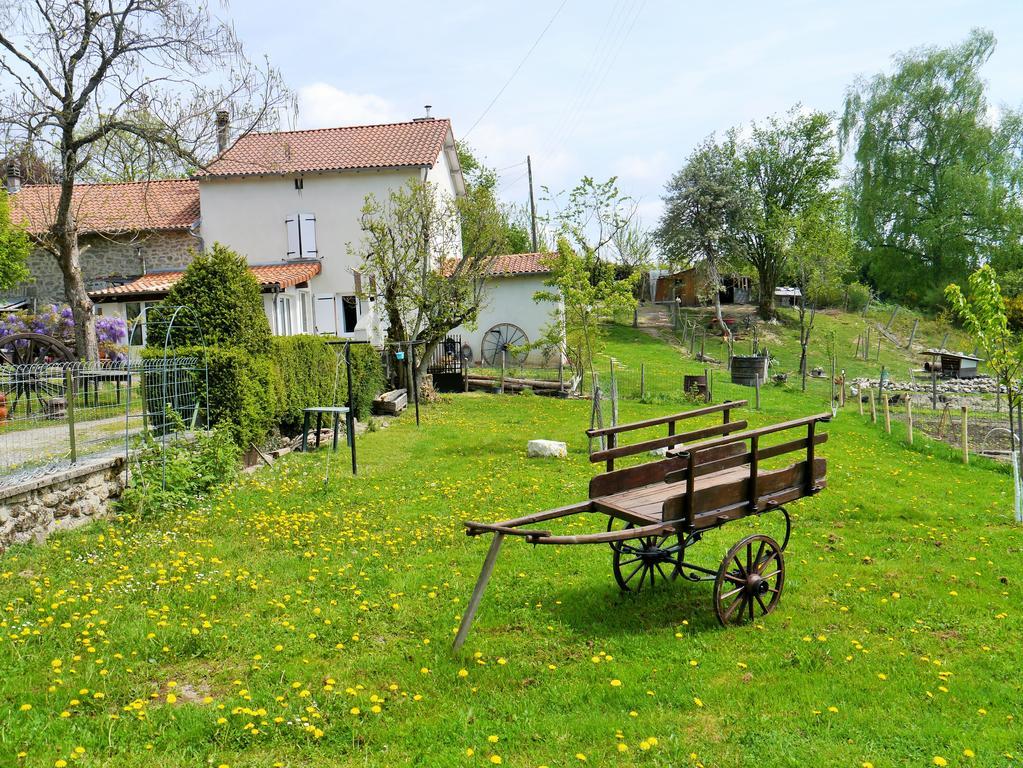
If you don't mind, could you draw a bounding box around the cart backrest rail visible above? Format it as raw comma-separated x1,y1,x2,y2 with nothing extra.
586,399,748,472
663,413,831,530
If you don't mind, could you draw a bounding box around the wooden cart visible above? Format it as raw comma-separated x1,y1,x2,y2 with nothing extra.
453,401,829,650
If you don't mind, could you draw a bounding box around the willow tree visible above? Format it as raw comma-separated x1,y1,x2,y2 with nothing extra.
0,0,291,359
842,30,1023,307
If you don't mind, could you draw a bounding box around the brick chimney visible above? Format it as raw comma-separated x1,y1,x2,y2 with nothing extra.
215,110,230,155
5,160,21,194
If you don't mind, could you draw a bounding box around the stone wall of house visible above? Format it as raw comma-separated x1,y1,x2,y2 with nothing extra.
0,457,125,553
16,230,195,304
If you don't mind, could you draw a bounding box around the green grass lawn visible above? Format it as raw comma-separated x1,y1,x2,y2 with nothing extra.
2,330,1021,767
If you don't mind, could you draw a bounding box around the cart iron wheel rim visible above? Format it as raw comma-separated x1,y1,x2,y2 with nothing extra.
713,534,785,626
480,323,529,367
611,522,683,592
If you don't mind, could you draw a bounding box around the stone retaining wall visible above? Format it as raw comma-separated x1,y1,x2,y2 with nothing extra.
0,456,126,552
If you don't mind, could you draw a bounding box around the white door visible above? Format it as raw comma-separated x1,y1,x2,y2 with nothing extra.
315,295,337,335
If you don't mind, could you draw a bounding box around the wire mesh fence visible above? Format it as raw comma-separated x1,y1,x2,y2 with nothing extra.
0,357,206,490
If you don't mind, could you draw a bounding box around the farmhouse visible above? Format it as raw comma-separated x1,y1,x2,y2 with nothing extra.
2,113,561,363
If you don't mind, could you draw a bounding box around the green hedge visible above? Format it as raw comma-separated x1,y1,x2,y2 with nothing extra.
144,336,384,447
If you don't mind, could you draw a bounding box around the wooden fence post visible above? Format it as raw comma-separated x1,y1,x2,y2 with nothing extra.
869,389,876,423
883,392,891,434
640,362,645,400
906,395,914,445
961,405,969,464
858,386,864,416
906,317,919,350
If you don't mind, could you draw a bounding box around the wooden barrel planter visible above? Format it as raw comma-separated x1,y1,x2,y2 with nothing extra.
730,355,768,387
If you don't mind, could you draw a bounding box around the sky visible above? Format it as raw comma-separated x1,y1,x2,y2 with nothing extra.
230,0,1023,227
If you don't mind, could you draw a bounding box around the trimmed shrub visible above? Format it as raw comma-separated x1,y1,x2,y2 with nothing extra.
148,337,384,445
270,336,384,432
149,243,272,355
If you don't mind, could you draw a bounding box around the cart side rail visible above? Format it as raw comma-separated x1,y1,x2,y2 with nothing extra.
588,440,748,498
588,400,748,472
586,399,747,439
663,413,830,529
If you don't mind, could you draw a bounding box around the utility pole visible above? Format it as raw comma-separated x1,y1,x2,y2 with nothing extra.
527,154,538,252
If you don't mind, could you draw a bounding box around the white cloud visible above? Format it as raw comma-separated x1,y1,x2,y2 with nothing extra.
296,83,400,129
614,152,669,182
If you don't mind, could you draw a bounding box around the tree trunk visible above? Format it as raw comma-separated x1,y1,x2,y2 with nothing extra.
757,270,775,320
712,285,733,360
56,225,99,361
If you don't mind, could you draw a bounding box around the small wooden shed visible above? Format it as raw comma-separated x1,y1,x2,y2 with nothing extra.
923,349,983,379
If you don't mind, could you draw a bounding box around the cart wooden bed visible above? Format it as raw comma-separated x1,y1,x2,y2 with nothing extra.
453,400,829,650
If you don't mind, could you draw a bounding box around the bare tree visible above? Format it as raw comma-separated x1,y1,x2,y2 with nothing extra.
352,179,508,382
0,0,292,359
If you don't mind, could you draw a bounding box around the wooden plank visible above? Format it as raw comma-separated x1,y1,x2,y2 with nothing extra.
589,419,748,463
663,458,827,524
665,433,829,484
678,413,831,459
453,532,505,651
585,400,748,438
587,441,748,497
529,520,681,546
463,522,553,538
466,500,593,533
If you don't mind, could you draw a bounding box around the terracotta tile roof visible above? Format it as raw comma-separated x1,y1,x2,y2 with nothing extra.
197,119,452,178
439,252,553,278
90,260,321,299
487,252,553,276
9,179,199,235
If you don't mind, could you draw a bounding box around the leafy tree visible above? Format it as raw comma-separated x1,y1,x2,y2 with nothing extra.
609,220,653,327
352,178,507,380
841,30,1023,307
0,0,291,359
457,143,532,253
731,107,840,319
0,191,31,291
773,192,854,384
545,176,636,261
534,237,637,383
655,137,749,352
946,265,1023,454
150,243,272,354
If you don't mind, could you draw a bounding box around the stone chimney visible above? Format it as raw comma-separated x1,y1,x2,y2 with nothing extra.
5,160,21,194
215,110,230,155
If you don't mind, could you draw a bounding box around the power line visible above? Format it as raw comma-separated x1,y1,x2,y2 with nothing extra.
463,0,570,139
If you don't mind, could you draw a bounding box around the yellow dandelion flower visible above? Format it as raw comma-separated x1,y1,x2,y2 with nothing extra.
489,756,502,765
610,679,622,687
933,758,948,767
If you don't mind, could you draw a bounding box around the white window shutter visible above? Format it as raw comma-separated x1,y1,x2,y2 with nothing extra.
285,215,299,258
299,213,317,257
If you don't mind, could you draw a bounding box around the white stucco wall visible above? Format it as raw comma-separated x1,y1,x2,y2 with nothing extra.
452,274,562,366
198,168,420,298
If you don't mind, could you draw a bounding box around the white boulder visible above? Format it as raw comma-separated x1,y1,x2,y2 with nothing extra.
527,439,568,459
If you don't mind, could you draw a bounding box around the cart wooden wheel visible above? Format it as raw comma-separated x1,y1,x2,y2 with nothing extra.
713,534,784,625
0,332,75,416
611,523,682,592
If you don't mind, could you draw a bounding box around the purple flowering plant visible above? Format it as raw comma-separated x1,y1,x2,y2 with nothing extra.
0,304,127,360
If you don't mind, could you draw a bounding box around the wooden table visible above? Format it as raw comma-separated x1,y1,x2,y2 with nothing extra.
300,406,349,451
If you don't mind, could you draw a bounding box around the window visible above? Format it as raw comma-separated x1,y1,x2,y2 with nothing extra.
299,292,310,334
315,295,336,335
341,295,358,334
285,213,317,259
126,302,145,345
294,177,303,190
274,295,293,336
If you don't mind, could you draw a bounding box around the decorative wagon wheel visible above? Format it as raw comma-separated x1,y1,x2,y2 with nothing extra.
480,323,528,367
713,534,785,626
0,332,76,417
608,521,683,592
